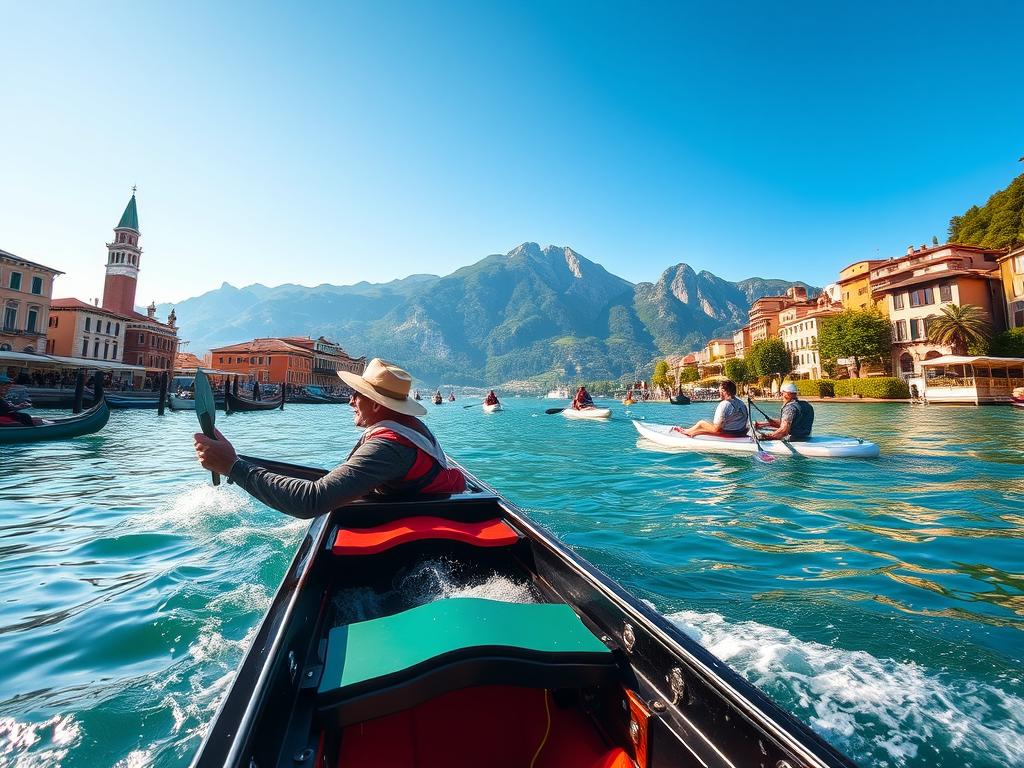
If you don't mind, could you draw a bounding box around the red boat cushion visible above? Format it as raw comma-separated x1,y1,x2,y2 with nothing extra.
331,516,519,556
335,685,632,768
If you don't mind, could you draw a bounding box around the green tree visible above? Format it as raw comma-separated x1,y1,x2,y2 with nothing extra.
817,309,892,378
747,338,791,380
652,360,670,391
989,328,1024,357
932,235,939,246
926,304,992,355
679,366,699,383
948,173,1024,249
723,358,750,383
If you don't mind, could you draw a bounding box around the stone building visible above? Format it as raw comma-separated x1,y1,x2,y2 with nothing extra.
0,248,63,354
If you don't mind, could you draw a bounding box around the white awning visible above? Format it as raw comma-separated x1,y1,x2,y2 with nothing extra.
0,350,51,364
919,355,1024,368
0,351,147,372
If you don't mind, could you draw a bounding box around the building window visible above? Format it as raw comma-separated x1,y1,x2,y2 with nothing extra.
909,319,922,340
1013,301,1024,328
115,322,119,335
85,317,91,332
26,308,38,333
8,272,21,291
939,283,953,302
82,338,89,357
103,341,109,359
894,321,908,342
910,287,934,307
93,340,99,357
892,293,904,310
139,333,145,343
113,342,118,358
3,304,16,331
31,276,43,295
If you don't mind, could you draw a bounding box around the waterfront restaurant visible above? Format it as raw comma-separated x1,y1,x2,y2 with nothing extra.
915,355,1024,404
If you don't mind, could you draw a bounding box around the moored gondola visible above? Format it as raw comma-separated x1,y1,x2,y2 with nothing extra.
668,393,691,405
191,459,857,768
225,389,283,413
0,398,110,443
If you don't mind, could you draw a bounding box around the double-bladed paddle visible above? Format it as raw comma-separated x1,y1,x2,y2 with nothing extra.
544,407,565,415
195,369,221,486
747,397,775,464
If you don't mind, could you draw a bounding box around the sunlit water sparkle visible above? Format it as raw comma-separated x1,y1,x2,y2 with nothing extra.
1,399,1022,767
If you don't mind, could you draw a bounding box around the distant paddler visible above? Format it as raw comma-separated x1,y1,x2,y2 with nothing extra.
572,385,595,410
754,382,814,442
483,390,500,407
671,379,748,438
193,358,466,518
0,373,38,427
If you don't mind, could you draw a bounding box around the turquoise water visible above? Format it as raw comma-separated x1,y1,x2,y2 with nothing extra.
1,399,1022,767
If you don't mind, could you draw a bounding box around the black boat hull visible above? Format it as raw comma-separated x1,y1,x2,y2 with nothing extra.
225,391,282,412
191,459,856,768
0,399,110,444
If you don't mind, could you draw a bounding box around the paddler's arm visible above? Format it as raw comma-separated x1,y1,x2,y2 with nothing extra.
223,439,417,519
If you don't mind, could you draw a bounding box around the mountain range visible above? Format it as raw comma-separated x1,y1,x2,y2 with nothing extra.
154,243,816,386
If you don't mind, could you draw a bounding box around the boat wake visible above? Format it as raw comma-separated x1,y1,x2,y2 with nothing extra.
0,714,79,767
668,610,1024,767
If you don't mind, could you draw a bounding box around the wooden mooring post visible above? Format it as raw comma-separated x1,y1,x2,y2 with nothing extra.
72,370,86,414
158,371,168,415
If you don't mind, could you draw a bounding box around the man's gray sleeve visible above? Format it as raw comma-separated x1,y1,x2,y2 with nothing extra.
227,439,417,519
779,402,797,427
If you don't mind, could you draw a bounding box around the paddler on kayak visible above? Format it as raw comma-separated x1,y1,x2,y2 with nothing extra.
483,390,500,406
572,385,595,410
671,379,748,437
754,382,814,441
193,358,466,518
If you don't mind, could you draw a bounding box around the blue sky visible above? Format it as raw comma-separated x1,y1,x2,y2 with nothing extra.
1,1,1022,305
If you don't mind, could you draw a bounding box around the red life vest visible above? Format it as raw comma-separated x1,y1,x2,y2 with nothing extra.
363,420,466,495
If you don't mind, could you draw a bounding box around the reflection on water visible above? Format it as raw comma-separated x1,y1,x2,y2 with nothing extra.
1,400,1022,767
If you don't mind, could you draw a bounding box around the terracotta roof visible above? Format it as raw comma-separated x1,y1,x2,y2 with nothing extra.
51,298,127,319
872,270,998,294
210,338,311,354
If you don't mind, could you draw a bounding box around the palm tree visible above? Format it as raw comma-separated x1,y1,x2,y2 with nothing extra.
926,304,992,355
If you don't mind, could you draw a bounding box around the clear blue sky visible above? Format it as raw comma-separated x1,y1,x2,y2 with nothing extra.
2,1,1022,305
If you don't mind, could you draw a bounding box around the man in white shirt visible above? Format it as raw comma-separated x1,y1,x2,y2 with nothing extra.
672,380,750,438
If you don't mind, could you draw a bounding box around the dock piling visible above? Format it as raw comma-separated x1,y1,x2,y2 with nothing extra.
158,372,168,415
72,370,86,414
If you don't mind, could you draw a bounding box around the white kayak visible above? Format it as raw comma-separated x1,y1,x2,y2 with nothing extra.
563,406,612,420
633,420,880,458
483,403,502,413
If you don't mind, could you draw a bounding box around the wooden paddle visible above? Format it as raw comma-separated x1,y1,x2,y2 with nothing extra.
195,369,221,486
544,407,566,415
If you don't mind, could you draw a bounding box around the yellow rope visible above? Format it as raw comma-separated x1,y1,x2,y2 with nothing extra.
529,689,552,768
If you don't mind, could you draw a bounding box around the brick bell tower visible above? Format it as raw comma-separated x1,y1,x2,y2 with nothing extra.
101,188,142,315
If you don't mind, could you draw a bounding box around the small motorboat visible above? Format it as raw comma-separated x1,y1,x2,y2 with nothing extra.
433,391,444,405
105,393,162,409
633,420,880,458
189,458,856,768
169,393,197,410
563,406,612,420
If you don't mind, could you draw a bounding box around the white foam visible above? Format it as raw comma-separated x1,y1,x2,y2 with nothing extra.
667,610,1024,766
113,749,153,768
0,714,80,766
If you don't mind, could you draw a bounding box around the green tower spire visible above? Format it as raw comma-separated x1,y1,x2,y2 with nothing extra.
117,188,139,232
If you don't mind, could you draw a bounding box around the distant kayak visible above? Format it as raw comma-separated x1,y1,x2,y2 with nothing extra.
564,406,611,420
483,403,502,413
633,420,880,458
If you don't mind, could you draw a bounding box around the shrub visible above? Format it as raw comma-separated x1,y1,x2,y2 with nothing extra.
990,328,1024,357
793,379,835,397
833,377,909,399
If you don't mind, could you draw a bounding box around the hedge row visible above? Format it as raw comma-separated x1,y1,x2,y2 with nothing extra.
833,377,910,399
793,379,835,397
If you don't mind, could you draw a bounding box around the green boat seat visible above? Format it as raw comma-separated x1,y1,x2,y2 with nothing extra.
317,597,617,726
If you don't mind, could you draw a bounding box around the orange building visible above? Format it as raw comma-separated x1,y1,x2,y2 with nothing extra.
1,248,63,354
209,338,314,385
837,259,886,314
280,336,365,387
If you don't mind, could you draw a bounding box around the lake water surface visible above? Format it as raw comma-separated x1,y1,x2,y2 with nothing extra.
1,399,1022,767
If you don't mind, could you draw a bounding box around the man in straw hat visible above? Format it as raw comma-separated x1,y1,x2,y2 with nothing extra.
193,359,465,518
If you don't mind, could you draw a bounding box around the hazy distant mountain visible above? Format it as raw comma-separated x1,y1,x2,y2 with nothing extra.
159,244,815,385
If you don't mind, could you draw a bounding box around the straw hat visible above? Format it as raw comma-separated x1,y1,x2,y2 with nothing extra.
339,358,427,416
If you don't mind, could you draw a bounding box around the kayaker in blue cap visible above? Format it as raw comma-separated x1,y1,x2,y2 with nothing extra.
755,382,814,441
0,373,36,427
672,379,749,437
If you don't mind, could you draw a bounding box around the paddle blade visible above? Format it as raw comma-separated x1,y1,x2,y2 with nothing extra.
754,450,776,464
194,370,220,486
544,407,565,415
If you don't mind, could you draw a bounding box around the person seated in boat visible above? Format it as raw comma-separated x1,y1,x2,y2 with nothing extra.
572,385,594,410
252,379,262,401
755,382,814,442
193,359,466,519
671,380,748,438
0,374,37,427
483,390,499,406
